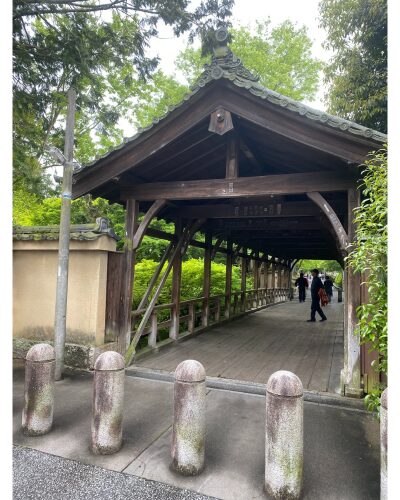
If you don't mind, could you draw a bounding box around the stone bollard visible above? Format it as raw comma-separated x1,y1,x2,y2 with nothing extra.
22,343,55,436
265,370,303,499
91,351,125,455
171,360,206,475
381,388,388,500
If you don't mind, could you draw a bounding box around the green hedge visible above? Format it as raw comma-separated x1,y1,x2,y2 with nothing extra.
133,258,242,308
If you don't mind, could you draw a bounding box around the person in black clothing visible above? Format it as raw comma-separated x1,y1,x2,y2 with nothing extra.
295,272,308,302
324,275,334,303
307,268,327,322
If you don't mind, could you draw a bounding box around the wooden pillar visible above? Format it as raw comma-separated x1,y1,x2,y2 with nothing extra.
277,263,282,288
260,261,266,289
271,261,276,289
225,240,233,318
170,220,183,340
253,252,260,290
267,262,273,289
241,248,247,311
118,199,139,354
253,252,259,307
202,231,212,327
343,188,363,397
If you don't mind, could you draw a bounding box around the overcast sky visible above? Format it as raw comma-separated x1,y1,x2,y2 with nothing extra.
147,0,330,110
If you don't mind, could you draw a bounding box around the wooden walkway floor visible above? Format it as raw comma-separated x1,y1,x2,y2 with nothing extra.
134,294,344,394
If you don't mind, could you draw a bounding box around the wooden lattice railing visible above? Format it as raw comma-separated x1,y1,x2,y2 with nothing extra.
130,287,290,357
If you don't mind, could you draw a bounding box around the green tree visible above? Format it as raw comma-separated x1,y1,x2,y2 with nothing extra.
175,20,322,102
295,259,342,276
318,0,387,132
13,0,234,194
347,146,387,409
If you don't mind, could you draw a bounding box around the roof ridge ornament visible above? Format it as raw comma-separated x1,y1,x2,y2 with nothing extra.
194,26,260,89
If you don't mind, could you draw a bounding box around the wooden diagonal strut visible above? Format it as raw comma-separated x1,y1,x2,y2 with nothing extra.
125,219,204,366
306,191,350,253
136,241,175,311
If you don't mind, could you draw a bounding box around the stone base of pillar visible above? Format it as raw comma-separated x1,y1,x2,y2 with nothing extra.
344,385,364,398
340,369,363,398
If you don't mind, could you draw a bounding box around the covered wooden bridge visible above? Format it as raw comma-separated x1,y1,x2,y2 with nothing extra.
72,27,386,397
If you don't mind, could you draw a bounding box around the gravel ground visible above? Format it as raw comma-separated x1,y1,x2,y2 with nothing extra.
13,446,218,500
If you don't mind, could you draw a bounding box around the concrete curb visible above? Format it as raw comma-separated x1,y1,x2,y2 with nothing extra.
125,366,368,412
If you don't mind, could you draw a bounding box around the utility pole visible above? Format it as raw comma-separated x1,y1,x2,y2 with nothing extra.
53,88,76,380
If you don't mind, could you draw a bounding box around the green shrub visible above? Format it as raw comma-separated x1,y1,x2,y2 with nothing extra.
132,258,242,308
347,146,387,412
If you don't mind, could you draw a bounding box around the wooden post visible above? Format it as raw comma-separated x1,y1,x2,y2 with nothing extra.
118,198,139,354
149,312,158,348
241,248,247,311
260,261,266,289
170,220,183,340
225,240,233,318
225,135,238,179
215,297,221,322
188,303,195,333
272,261,276,289
267,262,273,289
202,231,212,327
343,188,363,397
278,262,281,289
253,252,259,307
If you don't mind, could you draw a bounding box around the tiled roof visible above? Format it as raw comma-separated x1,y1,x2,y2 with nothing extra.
76,27,387,175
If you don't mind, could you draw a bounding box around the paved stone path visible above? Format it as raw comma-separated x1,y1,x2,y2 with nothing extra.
13,367,379,500
135,294,343,393
13,446,216,500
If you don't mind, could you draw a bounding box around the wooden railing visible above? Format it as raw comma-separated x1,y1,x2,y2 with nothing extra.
130,287,290,356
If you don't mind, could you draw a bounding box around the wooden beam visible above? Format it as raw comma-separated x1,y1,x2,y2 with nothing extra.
225,135,238,179
307,191,349,253
211,236,224,259
220,84,378,164
136,241,174,311
164,200,344,220
118,199,139,354
122,171,357,201
132,199,167,250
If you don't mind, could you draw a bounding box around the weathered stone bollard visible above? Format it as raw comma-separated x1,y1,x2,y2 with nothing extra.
171,360,206,475
381,388,388,500
91,351,125,455
22,343,55,436
265,370,303,499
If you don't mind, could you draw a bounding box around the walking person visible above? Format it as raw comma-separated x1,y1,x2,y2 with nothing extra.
324,275,334,303
295,272,308,302
307,268,327,322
